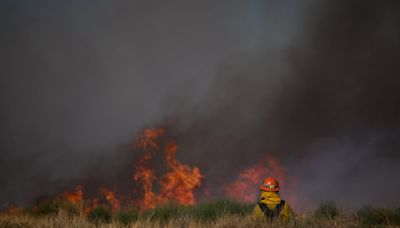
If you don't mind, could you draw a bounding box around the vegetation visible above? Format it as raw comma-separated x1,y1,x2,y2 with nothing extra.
314,201,339,219
139,199,253,222
87,206,112,224
25,198,82,217
1,199,399,227
357,206,400,226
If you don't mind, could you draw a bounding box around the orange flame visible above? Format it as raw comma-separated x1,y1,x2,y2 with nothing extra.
132,128,203,209
158,142,202,205
133,151,157,209
82,198,99,214
135,128,165,150
100,187,121,212
41,128,202,212
60,185,84,204
25,127,301,213
59,185,98,214
224,156,286,202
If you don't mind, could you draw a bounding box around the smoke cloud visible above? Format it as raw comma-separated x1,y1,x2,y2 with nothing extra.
165,0,400,209
1,0,399,210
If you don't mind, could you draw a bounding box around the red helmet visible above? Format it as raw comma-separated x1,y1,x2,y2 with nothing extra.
259,177,280,192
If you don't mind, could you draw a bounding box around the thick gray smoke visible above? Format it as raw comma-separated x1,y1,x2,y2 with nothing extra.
1,0,399,210
165,0,400,210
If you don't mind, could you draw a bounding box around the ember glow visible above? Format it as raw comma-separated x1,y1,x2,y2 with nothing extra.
60,185,83,204
100,187,121,212
224,156,287,202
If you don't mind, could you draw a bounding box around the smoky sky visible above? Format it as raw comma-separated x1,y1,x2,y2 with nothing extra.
1,0,400,210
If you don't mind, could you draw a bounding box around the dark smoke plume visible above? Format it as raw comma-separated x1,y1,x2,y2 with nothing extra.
1,0,399,210
165,0,400,209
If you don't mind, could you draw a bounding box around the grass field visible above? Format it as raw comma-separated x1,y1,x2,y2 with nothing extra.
1,199,399,227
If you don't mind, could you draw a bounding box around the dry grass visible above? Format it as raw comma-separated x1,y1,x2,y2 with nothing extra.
1,200,399,227
0,212,363,228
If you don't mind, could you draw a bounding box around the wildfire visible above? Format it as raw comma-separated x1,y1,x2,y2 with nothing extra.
133,128,203,209
59,185,97,214
135,128,165,150
133,151,156,209
5,127,298,214
224,156,286,202
159,142,202,205
100,187,121,212
24,128,202,214
60,185,83,204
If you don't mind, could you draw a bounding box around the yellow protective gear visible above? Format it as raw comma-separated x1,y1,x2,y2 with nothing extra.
252,191,294,223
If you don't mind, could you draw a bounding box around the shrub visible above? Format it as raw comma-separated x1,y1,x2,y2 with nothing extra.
191,199,253,221
26,198,83,218
314,201,339,219
139,199,253,222
29,199,63,216
357,206,400,225
87,206,112,224
0,220,29,228
141,202,188,222
114,210,139,225
60,202,82,217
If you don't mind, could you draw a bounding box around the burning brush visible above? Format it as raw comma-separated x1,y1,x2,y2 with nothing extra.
2,127,297,215
57,128,203,212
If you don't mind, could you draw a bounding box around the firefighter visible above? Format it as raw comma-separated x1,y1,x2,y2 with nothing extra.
252,177,294,223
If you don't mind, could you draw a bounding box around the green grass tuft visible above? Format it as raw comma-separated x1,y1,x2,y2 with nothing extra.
114,210,139,225
0,220,29,228
138,199,253,222
314,201,339,219
141,202,189,222
5,198,400,227
87,206,112,224
357,206,400,225
190,198,253,221
24,198,82,218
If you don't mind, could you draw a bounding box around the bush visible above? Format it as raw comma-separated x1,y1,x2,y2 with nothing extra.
0,220,29,228
357,206,400,225
29,199,63,216
60,202,82,217
26,198,82,218
141,202,188,222
314,201,339,219
114,210,139,225
191,199,253,221
87,206,112,224
139,199,253,222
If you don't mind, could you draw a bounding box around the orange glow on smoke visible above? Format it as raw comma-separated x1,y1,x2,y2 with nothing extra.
82,198,99,215
133,128,203,209
135,128,166,150
60,185,83,204
100,187,121,212
224,156,286,202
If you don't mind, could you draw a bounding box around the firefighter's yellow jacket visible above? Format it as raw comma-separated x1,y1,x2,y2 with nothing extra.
252,191,294,223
